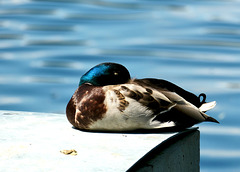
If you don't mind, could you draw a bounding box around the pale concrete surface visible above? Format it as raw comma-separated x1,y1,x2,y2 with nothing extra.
0,111,199,172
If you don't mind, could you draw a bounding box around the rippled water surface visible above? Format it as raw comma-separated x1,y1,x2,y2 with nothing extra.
1,0,240,171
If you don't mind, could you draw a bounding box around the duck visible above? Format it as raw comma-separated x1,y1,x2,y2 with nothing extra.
66,62,219,132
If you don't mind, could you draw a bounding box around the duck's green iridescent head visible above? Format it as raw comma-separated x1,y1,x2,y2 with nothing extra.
79,62,131,86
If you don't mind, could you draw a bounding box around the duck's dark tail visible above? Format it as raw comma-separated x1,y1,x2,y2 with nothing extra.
205,116,220,123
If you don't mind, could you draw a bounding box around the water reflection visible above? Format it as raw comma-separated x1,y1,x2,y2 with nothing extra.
26,39,87,46
202,149,240,158
0,34,23,39
201,126,240,136
0,97,22,105
0,75,69,84
26,25,75,32
31,60,85,69
0,8,54,15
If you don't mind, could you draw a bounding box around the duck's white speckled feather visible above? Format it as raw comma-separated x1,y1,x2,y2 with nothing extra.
89,84,178,131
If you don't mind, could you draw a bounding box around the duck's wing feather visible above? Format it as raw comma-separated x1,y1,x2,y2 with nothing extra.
131,79,219,127
133,78,203,107
117,84,176,115
199,101,216,112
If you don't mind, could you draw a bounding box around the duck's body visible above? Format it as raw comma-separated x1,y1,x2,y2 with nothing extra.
66,63,219,132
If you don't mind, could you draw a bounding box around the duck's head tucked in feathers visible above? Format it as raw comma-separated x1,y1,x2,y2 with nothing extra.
79,63,130,86
66,62,219,132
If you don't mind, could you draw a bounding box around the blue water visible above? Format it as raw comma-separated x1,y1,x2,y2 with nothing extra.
1,0,240,171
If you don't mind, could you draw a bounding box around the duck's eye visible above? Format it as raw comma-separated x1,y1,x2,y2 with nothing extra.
114,72,118,76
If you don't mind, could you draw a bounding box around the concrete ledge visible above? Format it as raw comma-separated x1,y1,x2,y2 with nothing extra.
128,129,199,171
0,111,199,171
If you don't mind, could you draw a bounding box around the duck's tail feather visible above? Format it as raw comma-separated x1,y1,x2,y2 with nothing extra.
199,101,216,112
205,116,220,123
199,103,219,124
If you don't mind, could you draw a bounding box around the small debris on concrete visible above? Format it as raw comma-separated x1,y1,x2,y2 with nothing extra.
60,149,77,156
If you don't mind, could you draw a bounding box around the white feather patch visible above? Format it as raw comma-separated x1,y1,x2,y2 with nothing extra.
150,120,176,128
199,101,216,112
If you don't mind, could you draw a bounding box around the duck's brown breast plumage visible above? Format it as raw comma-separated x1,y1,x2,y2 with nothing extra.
66,84,107,130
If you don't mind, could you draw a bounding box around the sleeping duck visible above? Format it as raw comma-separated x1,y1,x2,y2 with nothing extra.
66,62,219,132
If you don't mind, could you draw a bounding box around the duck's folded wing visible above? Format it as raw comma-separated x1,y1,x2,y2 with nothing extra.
119,84,176,115
134,78,203,107
152,90,219,126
